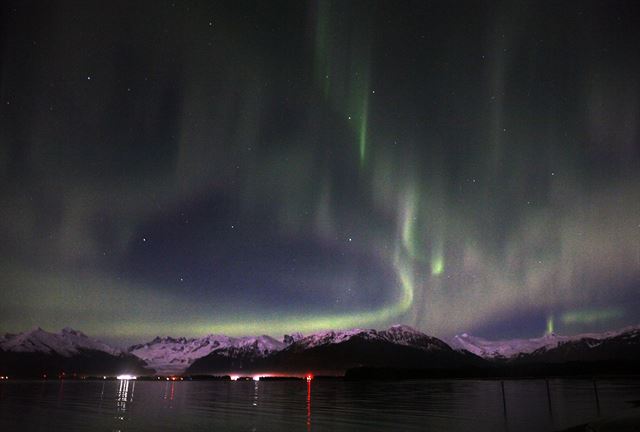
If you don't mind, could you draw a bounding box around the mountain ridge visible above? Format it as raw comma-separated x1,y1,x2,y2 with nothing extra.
0,327,150,378
2,324,639,376
448,324,640,359
128,334,284,374
228,325,480,375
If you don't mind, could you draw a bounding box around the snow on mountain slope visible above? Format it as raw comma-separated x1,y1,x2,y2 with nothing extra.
449,325,640,359
379,325,452,350
449,333,569,358
228,335,284,355
128,335,232,374
288,325,450,352
283,332,304,345
131,325,451,373
291,328,371,350
129,334,284,374
0,327,120,357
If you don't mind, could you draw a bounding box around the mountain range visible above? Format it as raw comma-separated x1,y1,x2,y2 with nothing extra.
0,328,151,378
128,334,285,374
449,326,640,363
187,325,481,375
1,324,638,377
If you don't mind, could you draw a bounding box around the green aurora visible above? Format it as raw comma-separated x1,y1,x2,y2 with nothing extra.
1,1,639,344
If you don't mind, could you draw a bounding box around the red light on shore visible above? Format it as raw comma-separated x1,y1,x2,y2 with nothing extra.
306,374,313,382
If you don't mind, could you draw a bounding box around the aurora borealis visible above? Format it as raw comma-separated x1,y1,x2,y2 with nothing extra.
1,1,639,344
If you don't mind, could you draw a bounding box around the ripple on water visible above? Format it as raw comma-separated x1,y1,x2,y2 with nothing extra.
1,378,640,431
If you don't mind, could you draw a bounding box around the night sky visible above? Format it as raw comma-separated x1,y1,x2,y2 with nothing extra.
1,1,639,344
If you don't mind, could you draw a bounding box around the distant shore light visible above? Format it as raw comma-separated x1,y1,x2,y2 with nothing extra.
117,374,137,380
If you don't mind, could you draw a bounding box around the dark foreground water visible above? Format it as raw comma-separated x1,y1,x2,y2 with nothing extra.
1,378,640,431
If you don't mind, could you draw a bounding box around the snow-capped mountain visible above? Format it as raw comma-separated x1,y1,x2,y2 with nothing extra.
379,324,452,350
187,325,481,374
521,327,640,364
0,327,120,357
0,328,150,377
129,334,284,374
449,325,640,359
134,325,468,374
288,325,450,352
449,332,569,359
283,333,304,345
3,324,637,377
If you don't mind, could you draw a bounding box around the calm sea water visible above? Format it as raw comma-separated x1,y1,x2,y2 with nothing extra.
1,378,639,431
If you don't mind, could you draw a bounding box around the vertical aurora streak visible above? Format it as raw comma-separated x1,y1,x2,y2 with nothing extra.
546,316,554,335
431,253,444,276
358,91,368,166
312,0,372,166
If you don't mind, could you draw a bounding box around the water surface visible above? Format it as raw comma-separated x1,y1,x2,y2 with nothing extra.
1,378,639,431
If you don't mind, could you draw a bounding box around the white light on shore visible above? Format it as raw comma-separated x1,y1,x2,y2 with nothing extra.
117,374,137,380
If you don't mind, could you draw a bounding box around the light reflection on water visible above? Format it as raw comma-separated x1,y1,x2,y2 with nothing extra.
0,378,639,431
307,380,311,431
115,379,135,429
